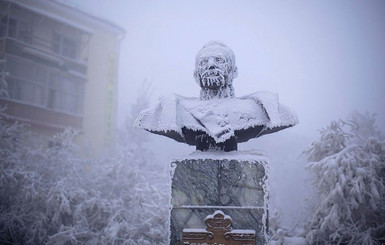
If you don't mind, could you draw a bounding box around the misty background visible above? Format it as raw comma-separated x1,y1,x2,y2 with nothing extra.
65,0,385,228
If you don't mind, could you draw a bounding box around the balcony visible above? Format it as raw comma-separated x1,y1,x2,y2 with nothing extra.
0,97,83,131
4,53,85,112
0,1,90,74
0,52,85,130
4,37,88,75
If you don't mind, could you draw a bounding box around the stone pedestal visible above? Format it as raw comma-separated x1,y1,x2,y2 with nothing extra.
170,151,269,245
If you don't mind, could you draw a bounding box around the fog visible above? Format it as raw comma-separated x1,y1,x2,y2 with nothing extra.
71,0,385,133
72,0,385,228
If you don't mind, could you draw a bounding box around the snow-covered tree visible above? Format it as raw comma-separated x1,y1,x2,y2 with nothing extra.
304,112,385,244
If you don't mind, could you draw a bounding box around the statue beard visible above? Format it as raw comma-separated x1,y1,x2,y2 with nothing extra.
199,68,228,89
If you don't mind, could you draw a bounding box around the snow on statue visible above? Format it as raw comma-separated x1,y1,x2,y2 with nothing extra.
135,41,298,151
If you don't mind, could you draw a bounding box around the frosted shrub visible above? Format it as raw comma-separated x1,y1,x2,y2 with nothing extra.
0,122,87,244
0,88,169,244
304,112,385,244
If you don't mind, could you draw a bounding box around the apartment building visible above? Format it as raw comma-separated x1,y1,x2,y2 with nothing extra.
0,0,125,154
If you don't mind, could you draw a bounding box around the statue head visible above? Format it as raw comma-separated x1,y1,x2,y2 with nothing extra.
194,41,238,100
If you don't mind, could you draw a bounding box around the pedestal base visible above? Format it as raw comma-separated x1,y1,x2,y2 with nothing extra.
170,151,269,245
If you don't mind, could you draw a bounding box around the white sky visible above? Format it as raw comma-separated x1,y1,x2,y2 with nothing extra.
70,0,385,139
67,0,385,227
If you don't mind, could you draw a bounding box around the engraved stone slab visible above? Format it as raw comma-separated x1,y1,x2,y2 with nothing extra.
172,207,265,244
182,210,256,245
170,151,269,245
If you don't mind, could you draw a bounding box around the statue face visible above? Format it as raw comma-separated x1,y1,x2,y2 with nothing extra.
194,43,237,90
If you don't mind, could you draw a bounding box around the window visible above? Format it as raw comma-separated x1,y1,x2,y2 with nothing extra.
47,87,58,110
0,16,32,43
53,33,79,59
0,16,7,38
34,66,47,84
47,72,84,115
7,76,45,107
62,37,77,58
7,18,16,38
5,56,84,115
17,20,32,43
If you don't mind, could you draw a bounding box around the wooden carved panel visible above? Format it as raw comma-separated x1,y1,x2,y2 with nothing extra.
182,210,256,245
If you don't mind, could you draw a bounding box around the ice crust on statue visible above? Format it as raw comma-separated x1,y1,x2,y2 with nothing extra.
135,41,298,147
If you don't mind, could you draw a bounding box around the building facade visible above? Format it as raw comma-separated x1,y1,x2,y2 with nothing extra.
0,0,124,154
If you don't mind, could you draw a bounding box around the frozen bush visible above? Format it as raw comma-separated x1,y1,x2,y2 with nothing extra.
0,86,169,244
304,112,385,244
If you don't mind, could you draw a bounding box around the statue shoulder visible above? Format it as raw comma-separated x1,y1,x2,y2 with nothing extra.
240,90,298,128
134,93,201,141
240,91,278,102
135,93,181,132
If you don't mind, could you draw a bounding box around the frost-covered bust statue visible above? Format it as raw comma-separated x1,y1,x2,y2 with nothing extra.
135,41,298,151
